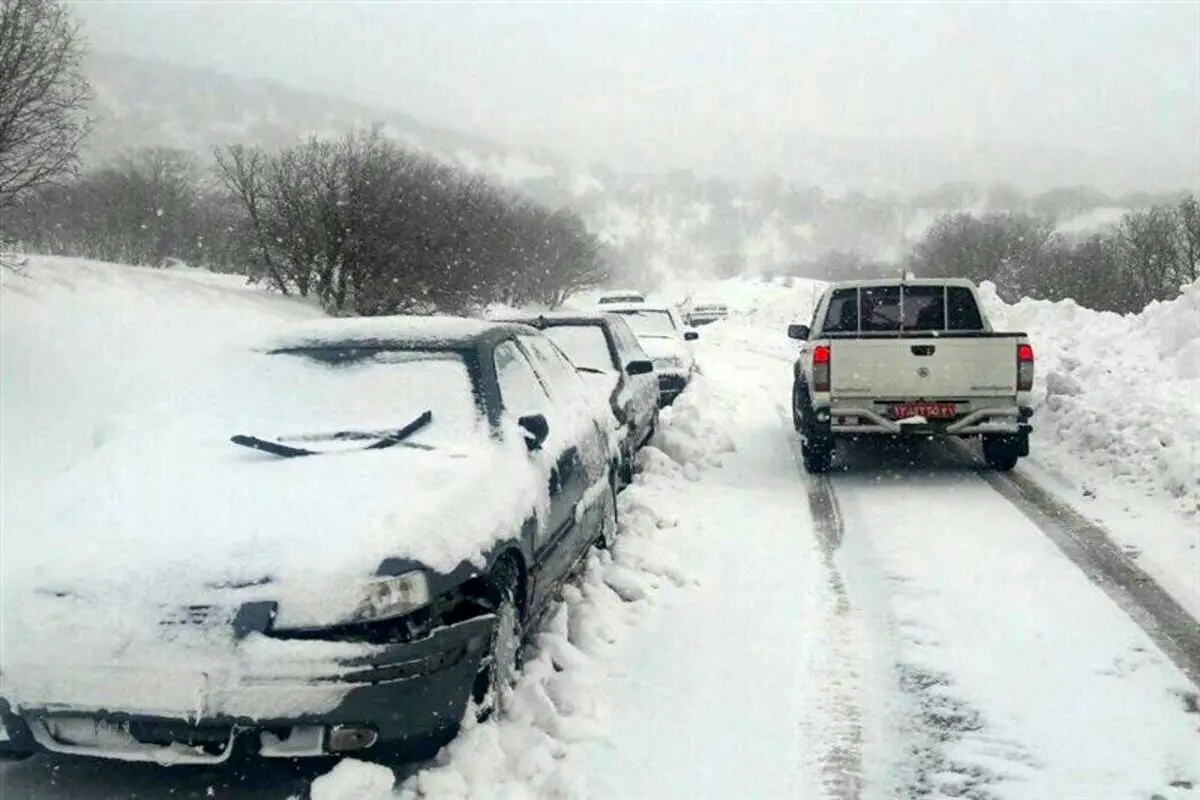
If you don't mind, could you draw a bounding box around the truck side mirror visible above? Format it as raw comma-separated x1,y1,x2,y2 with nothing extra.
787,324,810,340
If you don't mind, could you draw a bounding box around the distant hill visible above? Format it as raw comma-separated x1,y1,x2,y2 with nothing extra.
80,52,1182,285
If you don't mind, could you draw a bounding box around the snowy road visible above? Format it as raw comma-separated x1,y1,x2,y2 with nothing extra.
582,339,1200,800
3,336,1198,800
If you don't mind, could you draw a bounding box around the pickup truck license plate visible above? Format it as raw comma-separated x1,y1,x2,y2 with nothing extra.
889,402,957,420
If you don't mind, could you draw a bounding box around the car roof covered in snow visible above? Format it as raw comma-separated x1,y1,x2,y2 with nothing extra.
492,310,613,327
598,302,676,315
267,314,537,352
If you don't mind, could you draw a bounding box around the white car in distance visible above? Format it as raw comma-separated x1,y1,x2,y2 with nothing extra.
602,303,699,406
596,289,646,306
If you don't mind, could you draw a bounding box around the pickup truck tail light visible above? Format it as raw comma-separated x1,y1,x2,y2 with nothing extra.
1017,343,1034,391
812,345,831,392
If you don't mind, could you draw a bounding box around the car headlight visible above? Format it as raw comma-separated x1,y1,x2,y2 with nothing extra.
351,570,432,624
272,570,432,632
653,356,683,369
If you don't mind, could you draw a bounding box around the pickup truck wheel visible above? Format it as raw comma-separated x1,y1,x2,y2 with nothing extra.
791,382,805,431
472,557,524,721
982,434,1021,471
802,439,834,473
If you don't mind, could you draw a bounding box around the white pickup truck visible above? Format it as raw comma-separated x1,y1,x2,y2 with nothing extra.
788,278,1034,473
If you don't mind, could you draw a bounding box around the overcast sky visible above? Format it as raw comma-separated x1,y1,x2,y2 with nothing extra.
71,1,1199,181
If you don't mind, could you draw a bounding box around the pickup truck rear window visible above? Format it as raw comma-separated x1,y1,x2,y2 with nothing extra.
822,285,984,333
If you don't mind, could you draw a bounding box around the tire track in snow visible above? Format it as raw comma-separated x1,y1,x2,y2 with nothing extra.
971,456,1200,691
781,415,865,800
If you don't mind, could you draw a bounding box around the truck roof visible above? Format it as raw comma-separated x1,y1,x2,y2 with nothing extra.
823,277,979,290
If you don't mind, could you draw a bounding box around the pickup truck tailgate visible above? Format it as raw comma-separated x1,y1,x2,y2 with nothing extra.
830,336,1019,399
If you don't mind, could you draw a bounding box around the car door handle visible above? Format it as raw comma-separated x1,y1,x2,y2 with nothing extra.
911,345,935,356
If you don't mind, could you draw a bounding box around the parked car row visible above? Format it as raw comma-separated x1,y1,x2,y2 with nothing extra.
492,312,660,487
0,313,677,768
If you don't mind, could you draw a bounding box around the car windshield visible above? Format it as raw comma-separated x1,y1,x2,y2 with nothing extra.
543,324,618,373
599,294,643,304
611,309,677,338
245,347,485,447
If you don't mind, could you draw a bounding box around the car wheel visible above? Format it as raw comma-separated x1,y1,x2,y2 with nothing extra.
472,557,523,721
982,434,1021,471
596,476,619,550
791,382,804,431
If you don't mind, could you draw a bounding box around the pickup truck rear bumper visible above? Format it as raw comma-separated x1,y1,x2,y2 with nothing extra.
819,405,1033,437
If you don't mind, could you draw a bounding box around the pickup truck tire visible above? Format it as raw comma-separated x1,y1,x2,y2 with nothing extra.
791,382,804,431
793,382,834,472
802,440,834,473
982,434,1022,471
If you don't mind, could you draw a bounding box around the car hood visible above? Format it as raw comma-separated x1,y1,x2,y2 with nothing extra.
637,335,691,363
3,424,542,632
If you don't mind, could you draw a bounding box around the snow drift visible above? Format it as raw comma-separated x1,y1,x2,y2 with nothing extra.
978,279,1200,516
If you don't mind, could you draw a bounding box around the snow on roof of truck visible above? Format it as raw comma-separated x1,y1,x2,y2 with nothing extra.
824,277,979,290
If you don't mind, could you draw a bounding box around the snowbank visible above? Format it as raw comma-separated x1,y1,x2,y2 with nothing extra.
978,279,1200,516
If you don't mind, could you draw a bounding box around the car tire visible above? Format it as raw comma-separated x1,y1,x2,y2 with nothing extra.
619,440,636,486
596,477,620,550
982,434,1021,471
472,557,523,721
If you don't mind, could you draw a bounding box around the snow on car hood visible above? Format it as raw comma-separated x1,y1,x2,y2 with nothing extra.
636,335,692,366
1,346,545,646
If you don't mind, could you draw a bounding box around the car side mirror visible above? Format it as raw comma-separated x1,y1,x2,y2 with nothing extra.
787,324,810,340
683,330,699,341
518,414,550,451
625,359,653,376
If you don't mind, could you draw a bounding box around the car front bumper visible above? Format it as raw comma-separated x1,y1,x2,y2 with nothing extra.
0,615,494,764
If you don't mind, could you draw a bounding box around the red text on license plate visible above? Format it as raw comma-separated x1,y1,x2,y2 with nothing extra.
890,403,957,420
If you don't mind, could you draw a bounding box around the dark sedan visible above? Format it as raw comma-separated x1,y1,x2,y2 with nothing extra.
0,316,618,765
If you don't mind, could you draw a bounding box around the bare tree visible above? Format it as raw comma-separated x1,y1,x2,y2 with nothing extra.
0,0,92,225
1120,206,1182,306
1173,194,1199,285
907,212,1057,300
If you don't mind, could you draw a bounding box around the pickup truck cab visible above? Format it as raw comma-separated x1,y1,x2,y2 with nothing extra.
788,278,1034,473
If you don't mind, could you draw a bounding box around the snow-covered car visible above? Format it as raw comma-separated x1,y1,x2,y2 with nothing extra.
789,278,1035,472
601,303,699,406
683,302,729,326
0,316,618,765
596,289,646,305
495,311,659,486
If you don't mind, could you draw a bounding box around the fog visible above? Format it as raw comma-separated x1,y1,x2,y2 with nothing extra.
64,1,1200,190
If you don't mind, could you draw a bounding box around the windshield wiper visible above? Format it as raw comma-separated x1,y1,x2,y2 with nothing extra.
573,366,610,375
231,411,434,459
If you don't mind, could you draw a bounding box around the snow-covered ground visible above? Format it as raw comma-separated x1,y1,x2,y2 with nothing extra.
2,258,1198,799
